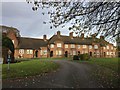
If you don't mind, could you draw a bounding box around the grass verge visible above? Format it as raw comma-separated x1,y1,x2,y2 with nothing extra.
77,58,119,88
2,60,59,79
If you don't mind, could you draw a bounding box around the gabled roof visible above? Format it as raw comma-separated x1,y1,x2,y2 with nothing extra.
49,35,93,45
17,37,48,49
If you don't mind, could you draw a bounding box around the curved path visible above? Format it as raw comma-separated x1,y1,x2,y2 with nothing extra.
3,60,100,88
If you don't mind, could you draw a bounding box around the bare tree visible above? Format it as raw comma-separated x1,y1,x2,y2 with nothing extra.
26,0,120,41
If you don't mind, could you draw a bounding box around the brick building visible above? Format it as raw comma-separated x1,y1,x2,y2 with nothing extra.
1,25,117,59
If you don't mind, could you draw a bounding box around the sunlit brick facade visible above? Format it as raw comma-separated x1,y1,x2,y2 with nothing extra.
1,25,117,59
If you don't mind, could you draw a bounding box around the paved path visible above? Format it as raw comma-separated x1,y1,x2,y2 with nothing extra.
3,60,100,88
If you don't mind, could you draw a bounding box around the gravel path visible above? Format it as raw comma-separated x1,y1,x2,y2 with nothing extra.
2,60,100,88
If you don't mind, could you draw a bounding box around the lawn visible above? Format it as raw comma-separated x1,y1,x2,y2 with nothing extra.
2,60,59,79
78,58,119,88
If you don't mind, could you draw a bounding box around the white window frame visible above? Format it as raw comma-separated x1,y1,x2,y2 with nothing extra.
107,46,109,49
43,50,47,55
57,43,62,47
65,44,68,48
94,45,98,49
71,44,75,48
73,51,76,55
12,40,14,44
83,45,87,48
56,50,62,55
89,45,92,49
27,50,33,54
19,49,24,54
78,45,80,49
50,44,54,48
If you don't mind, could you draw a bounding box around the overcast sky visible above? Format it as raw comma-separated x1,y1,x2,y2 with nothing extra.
0,1,117,46
1,1,71,39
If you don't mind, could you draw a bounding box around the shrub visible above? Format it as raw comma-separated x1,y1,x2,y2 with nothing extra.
79,53,90,60
73,55,79,60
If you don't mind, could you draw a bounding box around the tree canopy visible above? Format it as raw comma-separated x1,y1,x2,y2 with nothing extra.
26,0,120,42
2,36,14,54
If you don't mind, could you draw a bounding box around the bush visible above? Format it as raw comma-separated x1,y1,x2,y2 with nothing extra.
79,53,90,60
73,55,79,60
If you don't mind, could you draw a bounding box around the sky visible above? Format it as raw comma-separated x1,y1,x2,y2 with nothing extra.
0,0,117,46
0,1,71,39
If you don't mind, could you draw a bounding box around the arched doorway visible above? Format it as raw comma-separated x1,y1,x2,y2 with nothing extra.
90,52,92,57
104,52,106,57
78,51,80,55
65,51,68,57
35,50,38,58
50,51,53,57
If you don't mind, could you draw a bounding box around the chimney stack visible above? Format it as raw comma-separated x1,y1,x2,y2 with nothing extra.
92,33,97,38
69,32,73,39
81,33,84,39
100,36,104,40
43,35,47,41
57,31,61,38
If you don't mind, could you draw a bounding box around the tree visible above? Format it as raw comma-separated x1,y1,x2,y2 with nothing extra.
26,0,120,41
2,36,15,63
2,36,14,54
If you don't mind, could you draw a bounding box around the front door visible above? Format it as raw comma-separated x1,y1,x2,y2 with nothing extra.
35,50,38,58
50,51,53,57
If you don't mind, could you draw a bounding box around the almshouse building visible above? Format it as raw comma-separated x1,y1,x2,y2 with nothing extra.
1,25,117,59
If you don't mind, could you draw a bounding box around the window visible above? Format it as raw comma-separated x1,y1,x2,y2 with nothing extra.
40,50,43,55
89,45,92,49
57,43,62,47
71,44,75,48
65,44,68,48
56,50,62,55
12,40,14,44
83,45,87,48
107,46,109,49
50,44,54,48
27,50,33,54
107,52,109,55
103,47,106,50
111,46,113,50
97,51,99,55
78,45,80,49
73,51,76,55
94,45,98,49
19,49,24,54
43,50,47,55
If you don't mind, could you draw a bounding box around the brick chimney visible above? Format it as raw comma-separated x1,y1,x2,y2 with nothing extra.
69,32,73,39
100,36,104,40
57,31,61,38
81,33,84,39
92,33,97,38
43,35,47,41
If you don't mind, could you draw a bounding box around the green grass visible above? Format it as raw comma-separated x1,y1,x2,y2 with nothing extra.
77,58,119,88
2,60,59,79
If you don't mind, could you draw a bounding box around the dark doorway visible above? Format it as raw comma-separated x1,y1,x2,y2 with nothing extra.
78,51,80,55
90,52,92,57
50,51,53,57
104,52,106,57
118,52,120,57
35,50,38,58
65,51,68,57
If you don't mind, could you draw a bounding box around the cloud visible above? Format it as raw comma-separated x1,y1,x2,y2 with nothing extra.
1,2,70,39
